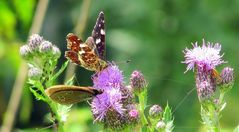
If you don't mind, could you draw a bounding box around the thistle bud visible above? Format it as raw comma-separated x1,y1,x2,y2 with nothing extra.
20,45,32,60
149,105,163,119
39,41,53,54
220,67,234,91
52,45,61,59
130,70,147,93
156,120,166,129
28,67,42,80
125,104,139,125
28,34,43,51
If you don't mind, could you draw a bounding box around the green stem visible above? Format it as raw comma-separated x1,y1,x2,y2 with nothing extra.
138,90,150,131
201,102,220,132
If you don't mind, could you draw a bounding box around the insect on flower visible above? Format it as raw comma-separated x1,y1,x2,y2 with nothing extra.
65,11,107,72
45,85,103,105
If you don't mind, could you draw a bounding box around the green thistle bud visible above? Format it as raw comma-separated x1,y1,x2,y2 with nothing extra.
156,120,166,130
149,105,163,119
130,70,147,93
19,45,32,60
28,67,42,80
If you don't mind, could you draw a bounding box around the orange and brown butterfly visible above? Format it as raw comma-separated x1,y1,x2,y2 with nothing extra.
65,11,107,72
45,85,103,105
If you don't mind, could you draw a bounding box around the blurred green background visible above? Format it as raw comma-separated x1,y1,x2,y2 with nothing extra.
1,0,239,131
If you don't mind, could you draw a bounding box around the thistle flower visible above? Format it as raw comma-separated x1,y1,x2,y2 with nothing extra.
28,66,42,80
92,64,123,90
91,64,133,130
28,34,43,51
182,39,225,73
39,40,53,54
183,40,225,101
149,105,163,119
220,67,234,91
130,70,147,93
20,45,32,60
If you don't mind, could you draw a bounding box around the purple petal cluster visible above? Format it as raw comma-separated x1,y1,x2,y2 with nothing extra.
91,64,136,130
182,39,226,73
91,65,125,120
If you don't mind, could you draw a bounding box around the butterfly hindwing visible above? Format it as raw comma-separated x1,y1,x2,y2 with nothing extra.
45,85,103,105
92,11,106,60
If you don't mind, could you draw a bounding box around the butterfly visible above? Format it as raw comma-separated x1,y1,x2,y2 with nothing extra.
45,85,103,105
65,11,107,72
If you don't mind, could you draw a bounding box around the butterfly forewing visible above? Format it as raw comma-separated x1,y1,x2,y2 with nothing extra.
92,11,106,60
45,85,102,105
65,11,108,72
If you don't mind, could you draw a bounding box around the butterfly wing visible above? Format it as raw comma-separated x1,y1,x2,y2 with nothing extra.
92,11,106,60
45,85,102,105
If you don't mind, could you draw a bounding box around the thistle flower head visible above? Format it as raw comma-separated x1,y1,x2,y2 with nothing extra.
92,64,123,90
52,45,61,59
28,66,42,80
39,40,53,54
20,45,32,60
130,70,147,93
91,64,130,130
220,67,234,91
156,120,166,129
149,104,163,119
28,34,43,51
183,39,226,73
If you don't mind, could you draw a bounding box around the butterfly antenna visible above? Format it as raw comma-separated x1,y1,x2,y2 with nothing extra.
74,75,81,86
114,59,132,65
173,87,196,113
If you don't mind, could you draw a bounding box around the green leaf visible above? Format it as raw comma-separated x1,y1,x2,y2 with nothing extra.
50,61,69,83
163,103,173,123
29,86,46,101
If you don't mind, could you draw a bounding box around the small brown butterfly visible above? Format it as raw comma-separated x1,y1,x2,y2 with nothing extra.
45,85,103,105
65,11,107,72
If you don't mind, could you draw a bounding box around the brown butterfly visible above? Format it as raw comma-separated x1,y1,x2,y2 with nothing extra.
45,85,103,105
65,11,107,72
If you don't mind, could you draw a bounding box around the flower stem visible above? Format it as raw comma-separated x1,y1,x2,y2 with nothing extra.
201,102,220,132
138,89,149,131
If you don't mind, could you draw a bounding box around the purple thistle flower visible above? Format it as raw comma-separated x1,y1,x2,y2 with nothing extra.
91,64,134,130
183,40,226,101
92,64,123,90
182,39,226,73
91,88,125,121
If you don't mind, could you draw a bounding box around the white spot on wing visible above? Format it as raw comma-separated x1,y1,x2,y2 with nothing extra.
80,44,86,48
100,29,105,35
79,50,85,54
96,38,101,44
